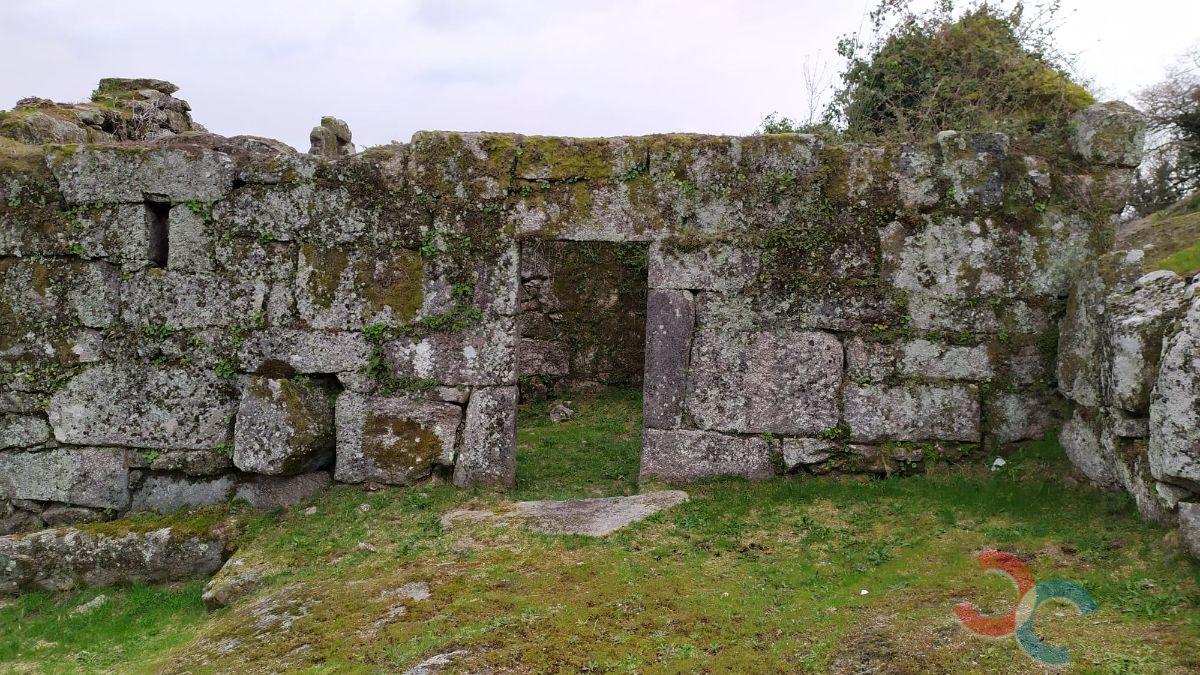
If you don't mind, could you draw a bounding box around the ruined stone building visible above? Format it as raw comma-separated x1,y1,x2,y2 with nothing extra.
1,79,1196,557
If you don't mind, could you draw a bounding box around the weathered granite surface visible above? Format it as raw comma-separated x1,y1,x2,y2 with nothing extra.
0,82,1148,530
1057,249,1200,558
0,524,230,594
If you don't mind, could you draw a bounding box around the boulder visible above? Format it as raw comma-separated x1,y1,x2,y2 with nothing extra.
1059,406,1121,489
202,556,269,610
1057,250,1146,407
1069,101,1147,168
1102,270,1188,413
336,392,463,485
47,364,238,450
0,524,229,594
233,377,334,476
308,117,355,158
1149,298,1200,492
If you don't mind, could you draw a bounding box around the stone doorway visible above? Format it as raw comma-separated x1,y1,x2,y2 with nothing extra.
512,240,650,490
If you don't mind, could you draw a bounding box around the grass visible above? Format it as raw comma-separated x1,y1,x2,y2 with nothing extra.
1119,192,1200,277
1,388,1197,673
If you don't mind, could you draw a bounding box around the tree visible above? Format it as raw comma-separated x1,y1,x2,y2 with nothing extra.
1133,48,1200,214
831,0,1092,141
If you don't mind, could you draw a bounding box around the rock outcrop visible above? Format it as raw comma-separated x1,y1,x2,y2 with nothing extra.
1057,247,1200,557
0,523,230,594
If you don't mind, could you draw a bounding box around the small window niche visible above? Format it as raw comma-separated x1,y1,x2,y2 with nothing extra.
145,200,170,268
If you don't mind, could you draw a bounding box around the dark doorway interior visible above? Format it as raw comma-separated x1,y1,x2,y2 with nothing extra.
517,241,649,401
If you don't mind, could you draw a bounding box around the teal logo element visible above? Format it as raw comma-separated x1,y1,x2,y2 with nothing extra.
956,550,1097,665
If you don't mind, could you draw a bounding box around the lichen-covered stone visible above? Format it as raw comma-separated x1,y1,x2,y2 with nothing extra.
897,339,991,380
842,384,979,443
309,117,355,158
640,428,776,482
0,447,129,509
237,329,371,375
685,329,841,435
294,245,423,330
47,146,235,204
0,257,121,329
1102,270,1188,413
0,525,229,594
121,269,263,329
233,377,334,476
1149,298,1200,492
937,131,1008,207
642,289,694,429
1070,101,1147,168
129,473,236,514
167,203,214,271
1179,502,1200,560
509,490,689,536
383,318,516,386
138,449,232,476
983,389,1063,444
888,217,1013,299
47,364,237,450
782,438,838,471
648,243,759,291
336,392,462,485
453,386,517,488
1059,406,1121,489
233,472,331,510
1057,250,1146,406
0,414,50,449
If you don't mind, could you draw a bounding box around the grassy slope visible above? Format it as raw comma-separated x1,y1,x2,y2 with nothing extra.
1118,193,1200,277
0,389,1197,674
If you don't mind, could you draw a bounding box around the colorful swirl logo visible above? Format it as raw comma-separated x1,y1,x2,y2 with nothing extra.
954,550,1098,665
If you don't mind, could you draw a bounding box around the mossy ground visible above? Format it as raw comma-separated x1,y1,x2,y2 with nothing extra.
1119,193,1200,277
1,389,1198,673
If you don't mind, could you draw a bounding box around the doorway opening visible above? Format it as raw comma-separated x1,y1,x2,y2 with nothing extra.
513,240,649,498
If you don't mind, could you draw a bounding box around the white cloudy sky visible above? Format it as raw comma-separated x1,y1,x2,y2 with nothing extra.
1,0,1197,150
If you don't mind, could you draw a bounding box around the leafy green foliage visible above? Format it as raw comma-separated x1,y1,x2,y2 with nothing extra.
830,1,1092,141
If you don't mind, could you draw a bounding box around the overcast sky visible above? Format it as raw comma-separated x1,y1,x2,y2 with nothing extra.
1,0,1197,150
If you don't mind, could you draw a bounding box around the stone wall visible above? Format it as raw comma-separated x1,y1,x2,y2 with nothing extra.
0,80,1146,531
1057,250,1200,557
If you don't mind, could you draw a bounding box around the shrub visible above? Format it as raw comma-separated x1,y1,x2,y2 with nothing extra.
829,1,1093,141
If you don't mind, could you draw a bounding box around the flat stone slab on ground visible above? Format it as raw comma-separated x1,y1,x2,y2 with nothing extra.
442,490,688,537
512,490,689,536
